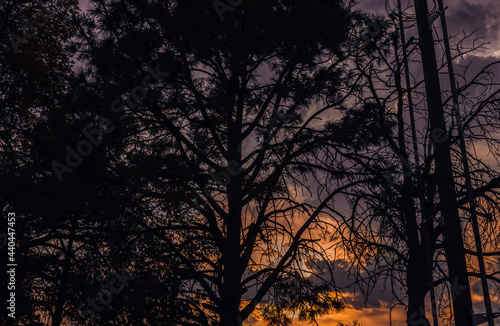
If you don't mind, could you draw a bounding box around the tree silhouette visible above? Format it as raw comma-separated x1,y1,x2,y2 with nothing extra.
329,2,500,325
63,0,383,325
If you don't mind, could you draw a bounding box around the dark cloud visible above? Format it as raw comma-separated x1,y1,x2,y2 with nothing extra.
447,0,500,37
357,0,387,14
446,0,500,57
357,0,500,57
306,258,404,310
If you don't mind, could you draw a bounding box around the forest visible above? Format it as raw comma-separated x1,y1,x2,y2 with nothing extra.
1,0,500,325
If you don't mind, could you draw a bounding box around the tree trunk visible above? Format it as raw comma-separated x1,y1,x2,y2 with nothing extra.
406,248,431,326
401,181,431,326
413,1,474,325
220,119,244,326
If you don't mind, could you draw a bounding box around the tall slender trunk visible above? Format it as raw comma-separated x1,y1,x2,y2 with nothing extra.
407,254,431,326
436,0,494,323
220,113,243,325
393,29,432,326
413,1,474,325
401,180,431,326
52,233,74,326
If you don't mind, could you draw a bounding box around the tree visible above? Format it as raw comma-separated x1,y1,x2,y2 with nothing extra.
68,0,380,324
329,1,500,325
0,1,84,325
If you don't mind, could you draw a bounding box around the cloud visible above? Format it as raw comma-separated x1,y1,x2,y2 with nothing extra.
357,0,387,14
447,0,500,38
447,1,499,56
357,0,500,58
305,258,404,311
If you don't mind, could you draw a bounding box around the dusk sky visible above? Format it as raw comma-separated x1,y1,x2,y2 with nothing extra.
2,0,500,325
331,1,499,325
259,0,497,324
247,0,500,324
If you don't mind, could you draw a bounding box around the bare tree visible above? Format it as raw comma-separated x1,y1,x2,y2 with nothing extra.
328,1,500,325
